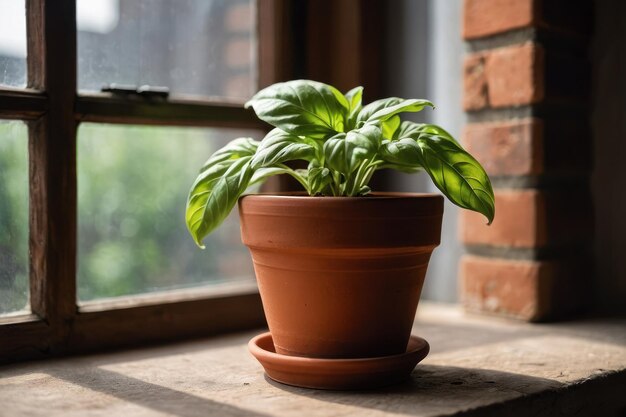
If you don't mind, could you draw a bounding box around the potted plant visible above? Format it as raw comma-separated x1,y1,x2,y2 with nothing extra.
185,80,494,389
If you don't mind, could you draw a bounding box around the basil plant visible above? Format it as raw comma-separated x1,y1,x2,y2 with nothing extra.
186,80,494,247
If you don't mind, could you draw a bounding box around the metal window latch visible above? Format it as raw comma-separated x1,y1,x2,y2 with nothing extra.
101,84,170,100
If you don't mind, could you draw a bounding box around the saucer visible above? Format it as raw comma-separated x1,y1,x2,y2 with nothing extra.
248,332,429,390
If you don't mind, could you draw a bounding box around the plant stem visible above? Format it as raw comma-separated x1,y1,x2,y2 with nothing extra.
278,164,311,194
331,171,342,196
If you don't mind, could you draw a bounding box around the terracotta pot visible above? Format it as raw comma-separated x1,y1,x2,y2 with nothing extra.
238,192,443,359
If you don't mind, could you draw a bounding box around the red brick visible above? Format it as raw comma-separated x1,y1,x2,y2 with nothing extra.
463,53,488,110
486,43,544,107
463,0,537,40
461,256,547,320
463,119,544,176
463,43,544,110
460,189,593,249
461,255,587,321
460,190,546,248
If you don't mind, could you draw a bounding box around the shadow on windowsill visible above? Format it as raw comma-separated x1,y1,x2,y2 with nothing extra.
47,366,271,417
265,364,564,416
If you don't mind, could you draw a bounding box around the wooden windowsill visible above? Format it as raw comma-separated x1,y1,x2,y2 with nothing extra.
1,302,625,417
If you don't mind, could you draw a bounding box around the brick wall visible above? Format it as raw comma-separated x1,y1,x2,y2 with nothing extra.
460,0,593,321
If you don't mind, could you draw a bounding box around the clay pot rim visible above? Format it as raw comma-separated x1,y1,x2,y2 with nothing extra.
239,191,444,248
241,191,443,201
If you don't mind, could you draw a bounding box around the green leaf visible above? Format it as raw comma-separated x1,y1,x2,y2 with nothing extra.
245,80,349,139
345,86,363,111
249,166,290,185
379,162,422,174
186,138,259,247
393,121,455,142
357,97,434,125
199,137,258,173
382,115,401,139
323,123,382,175
344,86,363,130
251,128,316,169
418,136,494,223
306,166,332,194
384,121,495,224
378,138,422,172
380,137,423,170
323,133,348,174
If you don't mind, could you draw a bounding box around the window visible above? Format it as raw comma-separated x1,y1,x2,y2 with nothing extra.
0,0,27,88
1,0,383,362
0,0,285,361
76,0,257,100
76,124,260,301
0,121,29,315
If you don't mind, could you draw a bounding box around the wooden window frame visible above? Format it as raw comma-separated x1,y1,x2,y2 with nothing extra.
0,0,383,364
0,0,293,363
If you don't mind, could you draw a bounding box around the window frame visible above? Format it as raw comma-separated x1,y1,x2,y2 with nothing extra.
0,0,289,363
0,0,384,363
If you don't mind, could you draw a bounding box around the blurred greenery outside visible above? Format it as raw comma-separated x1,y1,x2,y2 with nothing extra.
0,121,260,313
0,121,29,314
76,124,258,301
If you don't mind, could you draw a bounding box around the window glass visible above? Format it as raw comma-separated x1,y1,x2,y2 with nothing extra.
77,123,261,301
0,121,29,314
77,0,257,101
0,0,27,88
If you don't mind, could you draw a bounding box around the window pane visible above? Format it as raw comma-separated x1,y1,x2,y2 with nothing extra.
0,121,29,314
77,0,257,101
77,124,261,301
0,0,27,88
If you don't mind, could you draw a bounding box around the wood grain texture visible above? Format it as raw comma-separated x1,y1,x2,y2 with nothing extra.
75,94,267,129
0,303,624,416
26,0,44,90
27,0,77,332
305,0,384,99
258,0,294,87
0,316,52,364
1,288,266,362
67,292,265,354
0,89,47,120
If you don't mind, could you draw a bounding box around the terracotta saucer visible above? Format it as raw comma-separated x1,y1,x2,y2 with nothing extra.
248,332,430,390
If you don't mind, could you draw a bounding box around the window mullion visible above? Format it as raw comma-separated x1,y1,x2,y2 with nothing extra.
27,0,77,340
74,95,265,129
0,89,47,120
